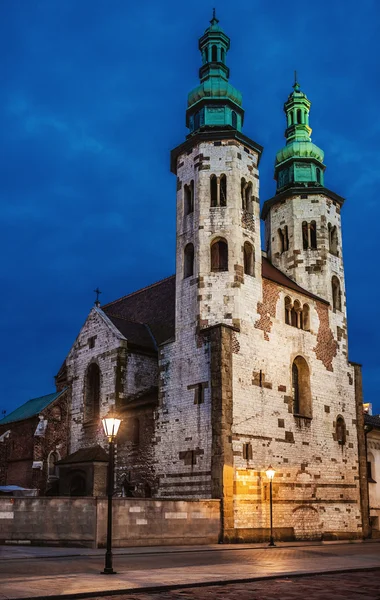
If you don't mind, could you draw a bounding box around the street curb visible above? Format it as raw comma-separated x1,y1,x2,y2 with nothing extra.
1,539,379,561
9,566,380,600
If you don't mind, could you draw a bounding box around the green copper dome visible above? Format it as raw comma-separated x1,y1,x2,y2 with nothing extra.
186,11,244,134
188,80,242,108
275,77,325,191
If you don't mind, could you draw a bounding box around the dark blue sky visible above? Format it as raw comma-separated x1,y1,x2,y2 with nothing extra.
0,0,378,416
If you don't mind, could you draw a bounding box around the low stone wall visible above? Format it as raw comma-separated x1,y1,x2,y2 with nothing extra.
96,499,220,547
0,497,220,547
0,497,96,546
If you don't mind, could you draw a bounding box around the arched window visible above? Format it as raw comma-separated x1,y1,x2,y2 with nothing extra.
310,221,317,249
292,356,312,417
184,243,194,278
221,47,225,63
293,300,302,329
241,178,246,210
297,109,302,124
203,46,209,63
243,242,254,276
316,167,321,184
231,110,237,129
303,304,310,331
368,452,375,482
278,228,285,253
329,224,339,256
194,112,200,130
84,363,100,422
302,221,309,250
211,45,217,62
332,276,342,311
289,112,294,126
285,296,292,325
48,450,59,479
336,416,346,445
243,182,253,214
211,238,228,272
290,304,298,327
220,174,227,206
210,175,218,207
184,181,194,215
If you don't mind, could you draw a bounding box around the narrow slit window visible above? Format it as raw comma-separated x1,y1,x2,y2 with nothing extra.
210,175,218,207
220,174,227,206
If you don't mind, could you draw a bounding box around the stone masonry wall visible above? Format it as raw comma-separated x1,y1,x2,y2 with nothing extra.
66,307,158,495
231,279,361,540
0,497,220,547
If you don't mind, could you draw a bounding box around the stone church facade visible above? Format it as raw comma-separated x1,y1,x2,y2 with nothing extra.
57,15,368,541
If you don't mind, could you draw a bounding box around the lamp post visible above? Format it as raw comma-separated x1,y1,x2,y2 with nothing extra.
266,465,276,547
101,414,121,575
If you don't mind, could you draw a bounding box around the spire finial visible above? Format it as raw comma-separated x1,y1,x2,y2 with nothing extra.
293,70,300,92
210,8,219,24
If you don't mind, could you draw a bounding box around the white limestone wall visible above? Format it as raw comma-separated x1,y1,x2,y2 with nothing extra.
230,281,361,538
154,336,212,498
266,194,345,305
66,308,126,452
175,139,262,331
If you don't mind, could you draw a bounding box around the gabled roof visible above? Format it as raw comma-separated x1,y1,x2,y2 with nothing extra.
57,444,108,465
262,256,329,305
102,275,176,347
0,389,66,426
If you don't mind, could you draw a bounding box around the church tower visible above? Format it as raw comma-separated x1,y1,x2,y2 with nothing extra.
262,79,347,345
171,11,263,338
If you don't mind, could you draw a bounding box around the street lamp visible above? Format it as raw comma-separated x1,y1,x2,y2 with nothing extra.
101,414,122,575
266,465,276,547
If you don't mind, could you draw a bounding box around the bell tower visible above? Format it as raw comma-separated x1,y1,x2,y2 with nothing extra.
171,12,263,337
262,78,347,332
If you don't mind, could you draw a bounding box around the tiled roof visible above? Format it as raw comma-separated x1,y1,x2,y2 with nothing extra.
262,256,329,304
56,444,109,465
365,413,380,428
102,261,328,350
102,275,175,347
0,390,66,426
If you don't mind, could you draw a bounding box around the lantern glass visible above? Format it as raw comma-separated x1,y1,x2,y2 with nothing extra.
102,417,121,440
266,466,276,480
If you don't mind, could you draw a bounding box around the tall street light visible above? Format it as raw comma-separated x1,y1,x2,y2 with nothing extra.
266,465,276,547
101,414,122,575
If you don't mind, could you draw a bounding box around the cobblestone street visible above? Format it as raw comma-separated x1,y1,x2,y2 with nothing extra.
94,570,380,600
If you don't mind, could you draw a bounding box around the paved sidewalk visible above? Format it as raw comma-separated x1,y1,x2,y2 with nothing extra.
0,542,379,599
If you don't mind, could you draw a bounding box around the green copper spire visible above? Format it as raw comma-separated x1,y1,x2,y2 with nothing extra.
186,11,244,134
275,78,325,191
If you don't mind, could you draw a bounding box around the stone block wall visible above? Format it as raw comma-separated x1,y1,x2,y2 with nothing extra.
0,497,220,547
96,498,220,547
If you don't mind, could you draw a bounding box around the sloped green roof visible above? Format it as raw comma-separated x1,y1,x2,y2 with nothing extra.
0,390,66,425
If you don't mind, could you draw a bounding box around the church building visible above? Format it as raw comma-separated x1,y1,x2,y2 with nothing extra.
52,14,368,541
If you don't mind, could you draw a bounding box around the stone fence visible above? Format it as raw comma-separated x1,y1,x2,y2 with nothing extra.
0,497,220,547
